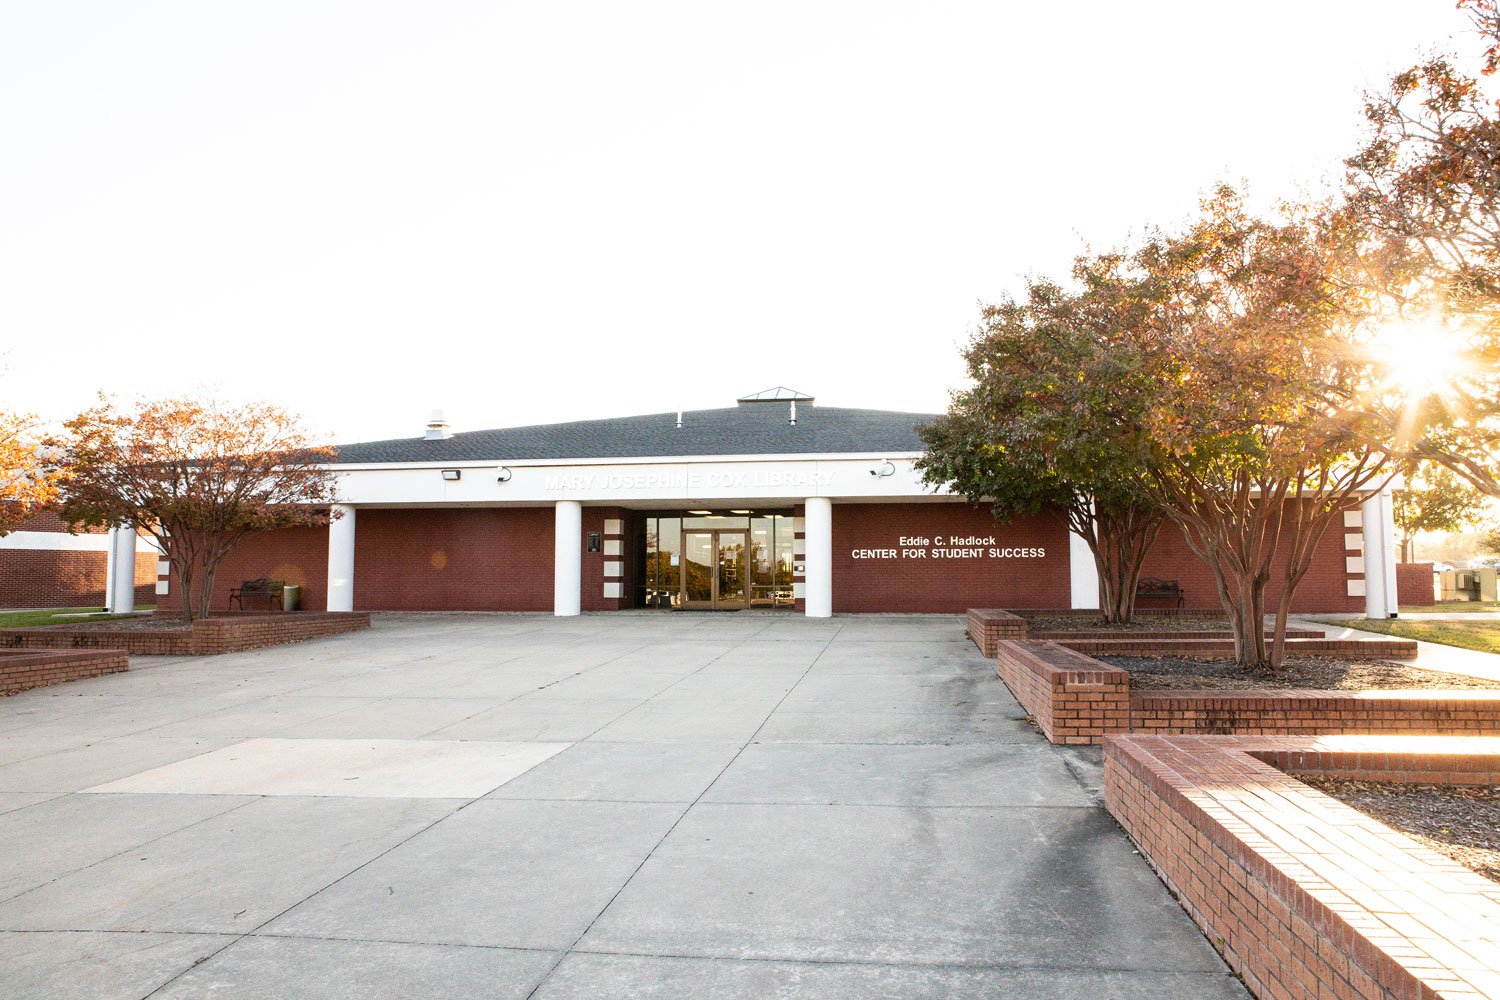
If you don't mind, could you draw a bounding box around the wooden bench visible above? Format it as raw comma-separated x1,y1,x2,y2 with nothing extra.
1134,577,1184,608
228,578,284,611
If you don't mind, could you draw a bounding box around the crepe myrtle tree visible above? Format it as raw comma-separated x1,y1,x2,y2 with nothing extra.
919,271,1165,625
0,410,62,535
57,395,339,621
1392,462,1488,562
1121,189,1405,671
1344,0,1500,494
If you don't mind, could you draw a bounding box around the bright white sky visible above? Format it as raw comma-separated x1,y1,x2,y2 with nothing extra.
0,1,1474,444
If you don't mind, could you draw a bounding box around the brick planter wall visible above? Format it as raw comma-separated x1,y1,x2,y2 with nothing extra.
994,641,1131,745
1029,628,1325,641
966,609,1028,657
1132,688,1500,736
187,612,372,654
1053,635,1418,660
994,639,1500,744
0,612,371,656
967,609,1328,655
0,649,129,696
1104,734,1500,1000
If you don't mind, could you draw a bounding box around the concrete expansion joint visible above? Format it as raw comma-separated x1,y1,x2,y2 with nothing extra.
0,795,257,909
519,622,845,1000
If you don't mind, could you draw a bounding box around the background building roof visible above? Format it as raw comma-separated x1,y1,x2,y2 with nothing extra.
333,404,936,464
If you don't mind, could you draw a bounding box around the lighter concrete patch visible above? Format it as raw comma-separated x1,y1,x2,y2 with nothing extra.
83,737,571,799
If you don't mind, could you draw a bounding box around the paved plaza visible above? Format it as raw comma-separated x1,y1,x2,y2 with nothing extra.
0,614,1245,999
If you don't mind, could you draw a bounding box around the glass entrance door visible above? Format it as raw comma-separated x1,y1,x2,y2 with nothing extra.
680,530,748,610
715,531,747,609
683,532,714,607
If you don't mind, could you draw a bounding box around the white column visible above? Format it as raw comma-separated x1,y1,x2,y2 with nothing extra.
1361,491,1399,619
1068,528,1100,610
326,505,356,612
108,523,137,614
804,496,833,618
103,526,118,611
554,500,582,617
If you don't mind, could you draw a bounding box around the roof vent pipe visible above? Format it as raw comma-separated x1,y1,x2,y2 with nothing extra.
676,410,682,429
789,400,797,426
424,409,453,441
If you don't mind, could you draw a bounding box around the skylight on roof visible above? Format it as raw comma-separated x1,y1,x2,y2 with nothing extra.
736,386,814,403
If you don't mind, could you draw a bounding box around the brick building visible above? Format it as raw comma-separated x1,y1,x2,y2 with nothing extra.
0,511,158,609
140,389,1400,618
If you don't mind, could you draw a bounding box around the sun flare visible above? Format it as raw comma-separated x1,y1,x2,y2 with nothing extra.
1371,319,1473,399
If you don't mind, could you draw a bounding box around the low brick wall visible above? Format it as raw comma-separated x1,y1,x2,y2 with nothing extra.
1133,688,1500,736
1015,607,1220,617
0,649,129,696
0,625,194,655
1104,734,1500,1000
0,612,371,656
1030,628,1324,641
966,608,1327,655
994,640,1130,745
1248,734,1500,784
187,612,371,654
1054,636,1419,660
995,640,1500,744
966,608,1027,657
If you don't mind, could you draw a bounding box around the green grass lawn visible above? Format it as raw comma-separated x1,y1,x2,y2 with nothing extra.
1321,618,1500,656
0,607,154,628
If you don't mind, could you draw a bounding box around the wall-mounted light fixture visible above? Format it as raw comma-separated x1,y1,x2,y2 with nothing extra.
688,509,712,515
869,460,896,478
496,466,512,483
441,469,462,482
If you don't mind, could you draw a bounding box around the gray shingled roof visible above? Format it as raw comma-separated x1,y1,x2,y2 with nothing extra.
333,405,936,464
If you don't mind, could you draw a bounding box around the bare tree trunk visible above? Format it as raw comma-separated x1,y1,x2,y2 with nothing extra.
198,570,216,621
1073,499,1164,625
175,558,196,622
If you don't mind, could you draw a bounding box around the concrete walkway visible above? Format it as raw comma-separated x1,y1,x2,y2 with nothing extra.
0,613,1245,999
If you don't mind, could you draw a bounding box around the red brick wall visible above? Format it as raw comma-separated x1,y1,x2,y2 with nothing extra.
993,639,1496,744
354,508,554,612
159,525,330,613
1104,735,1500,1000
994,640,1132,744
0,612,369,656
12,511,108,534
0,550,156,608
1397,561,1436,606
832,503,1070,613
581,507,628,612
1140,513,1362,614
0,649,129,695
144,498,1364,615
966,608,1027,656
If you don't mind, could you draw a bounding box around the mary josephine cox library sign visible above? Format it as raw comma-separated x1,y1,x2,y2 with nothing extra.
850,535,1048,560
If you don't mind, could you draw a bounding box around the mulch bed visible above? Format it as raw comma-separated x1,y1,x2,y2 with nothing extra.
1099,655,1500,691
35,617,192,632
1021,614,1233,633
1297,776,1500,885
